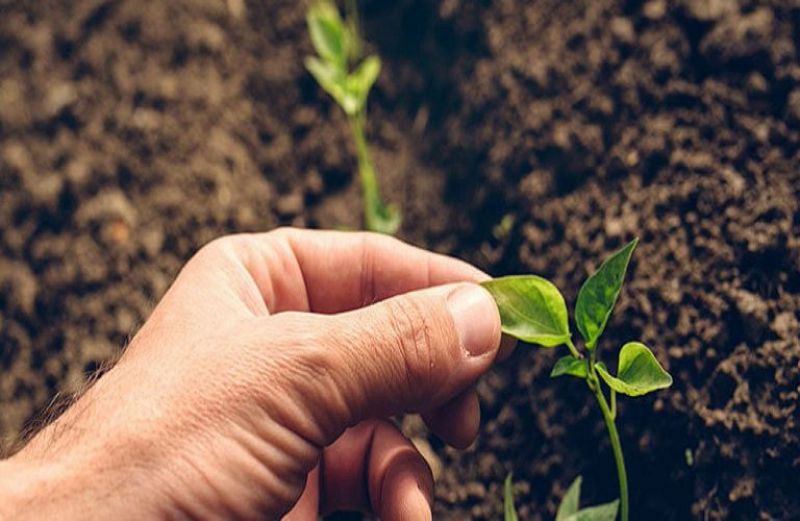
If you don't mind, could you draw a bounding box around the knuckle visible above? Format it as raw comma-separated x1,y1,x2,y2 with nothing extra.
171,235,247,285
267,226,294,242
193,234,242,263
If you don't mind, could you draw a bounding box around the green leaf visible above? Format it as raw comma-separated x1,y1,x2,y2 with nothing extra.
556,476,582,520
594,342,673,397
305,56,343,93
481,275,571,347
305,57,360,115
347,55,381,108
307,0,347,69
504,473,519,521
564,500,620,521
551,355,588,379
344,18,362,62
575,239,638,349
348,55,381,97
557,476,619,521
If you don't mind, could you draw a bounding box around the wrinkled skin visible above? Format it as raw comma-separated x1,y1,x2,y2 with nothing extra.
0,229,513,520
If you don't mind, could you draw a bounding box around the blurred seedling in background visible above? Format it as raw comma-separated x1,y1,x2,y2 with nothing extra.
305,0,400,234
485,239,673,521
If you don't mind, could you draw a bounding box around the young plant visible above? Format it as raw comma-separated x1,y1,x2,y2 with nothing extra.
504,474,519,521
485,239,673,521
505,475,619,521
305,0,401,234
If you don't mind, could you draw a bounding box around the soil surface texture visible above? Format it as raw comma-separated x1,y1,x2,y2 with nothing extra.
1,0,799,519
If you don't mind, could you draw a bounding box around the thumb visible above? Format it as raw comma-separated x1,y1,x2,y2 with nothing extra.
313,282,502,433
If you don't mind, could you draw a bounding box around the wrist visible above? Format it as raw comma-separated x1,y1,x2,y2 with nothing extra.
0,458,76,519
0,436,176,520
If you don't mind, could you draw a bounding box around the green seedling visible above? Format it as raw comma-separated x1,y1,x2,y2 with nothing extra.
485,239,673,521
305,0,400,234
504,474,519,521
505,475,619,521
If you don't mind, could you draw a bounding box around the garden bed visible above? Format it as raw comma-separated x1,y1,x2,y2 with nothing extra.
1,0,798,518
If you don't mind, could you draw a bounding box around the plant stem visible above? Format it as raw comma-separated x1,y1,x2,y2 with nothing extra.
565,338,582,360
610,389,617,420
348,112,381,230
586,366,629,521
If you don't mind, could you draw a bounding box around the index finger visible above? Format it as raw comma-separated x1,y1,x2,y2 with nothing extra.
240,228,488,314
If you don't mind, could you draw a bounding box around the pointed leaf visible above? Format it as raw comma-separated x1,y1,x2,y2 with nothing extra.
481,275,571,347
347,55,381,106
565,500,620,521
594,342,673,397
556,476,582,520
305,57,360,115
551,355,588,379
305,56,344,94
344,18,362,62
575,239,638,349
504,473,519,521
307,0,347,69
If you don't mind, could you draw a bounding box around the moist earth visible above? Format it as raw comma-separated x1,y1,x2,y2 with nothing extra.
1,0,799,519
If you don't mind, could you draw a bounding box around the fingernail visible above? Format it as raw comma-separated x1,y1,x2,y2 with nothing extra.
447,284,500,357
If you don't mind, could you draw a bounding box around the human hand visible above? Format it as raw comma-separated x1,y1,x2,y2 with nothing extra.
0,228,511,520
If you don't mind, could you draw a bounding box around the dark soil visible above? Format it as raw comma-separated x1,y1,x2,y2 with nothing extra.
1,0,799,519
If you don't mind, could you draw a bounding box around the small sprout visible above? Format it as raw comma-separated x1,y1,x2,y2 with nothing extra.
557,476,619,521
483,239,673,521
504,473,519,521
685,447,694,466
305,0,400,234
493,213,516,241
